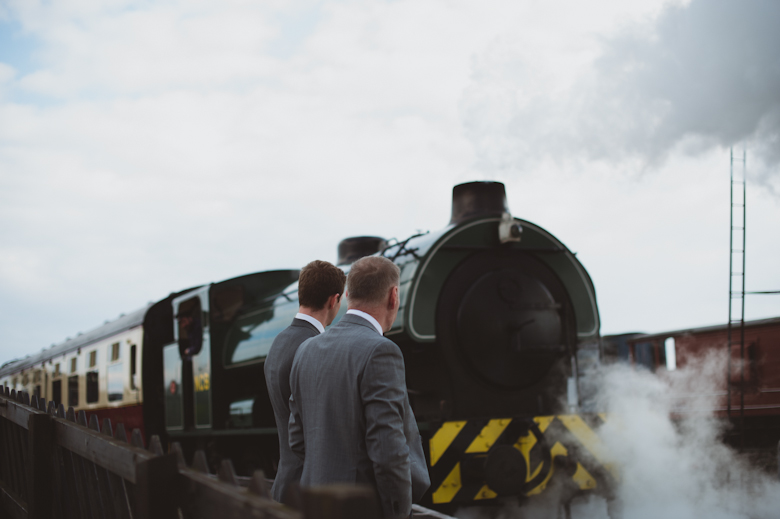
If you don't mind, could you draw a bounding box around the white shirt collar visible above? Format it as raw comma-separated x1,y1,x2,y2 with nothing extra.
295,313,325,334
346,309,383,335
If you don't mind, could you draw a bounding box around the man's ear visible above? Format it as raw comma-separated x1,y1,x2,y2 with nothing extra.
388,286,399,309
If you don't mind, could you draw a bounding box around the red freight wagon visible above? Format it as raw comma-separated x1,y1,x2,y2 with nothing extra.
620,317,780,450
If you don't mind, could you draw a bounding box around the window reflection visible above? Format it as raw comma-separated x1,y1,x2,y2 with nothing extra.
107,363,123,402
225,300,297,365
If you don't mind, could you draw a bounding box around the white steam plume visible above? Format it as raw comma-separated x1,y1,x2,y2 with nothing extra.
594,352,780,519
455,351,780,519
462,0,780,186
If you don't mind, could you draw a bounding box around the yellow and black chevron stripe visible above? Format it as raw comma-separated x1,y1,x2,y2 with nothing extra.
427,414,617,504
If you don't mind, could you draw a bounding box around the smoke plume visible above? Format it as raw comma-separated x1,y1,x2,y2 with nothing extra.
593,353,780,519
455,351,780,518
461,0,780,184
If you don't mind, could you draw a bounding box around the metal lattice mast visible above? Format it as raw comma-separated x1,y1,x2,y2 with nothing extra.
726,147,746,446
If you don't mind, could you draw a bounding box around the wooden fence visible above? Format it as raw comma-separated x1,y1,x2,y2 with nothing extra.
0,385,380,519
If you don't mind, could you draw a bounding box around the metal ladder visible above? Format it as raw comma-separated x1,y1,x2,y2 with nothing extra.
727,147,746,447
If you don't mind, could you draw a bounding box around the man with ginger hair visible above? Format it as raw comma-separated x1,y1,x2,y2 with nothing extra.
289,256,430,518
265,260,346,504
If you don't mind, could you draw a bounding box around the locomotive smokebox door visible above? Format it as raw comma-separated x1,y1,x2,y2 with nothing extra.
171,286,213,430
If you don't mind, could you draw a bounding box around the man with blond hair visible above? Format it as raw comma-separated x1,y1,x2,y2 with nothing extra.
265,260,346,504
289,256,430,519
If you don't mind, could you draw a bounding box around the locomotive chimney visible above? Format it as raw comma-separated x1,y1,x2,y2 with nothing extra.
449,181,510,225
337,236,387,266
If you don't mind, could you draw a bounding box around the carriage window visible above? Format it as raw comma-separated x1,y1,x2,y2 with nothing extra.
89,351,97,368
86,371,99,403
68,376,79,407
130,345,137,390
178,298,204,358
54,363,60,377
634,342,655,371
229,398,254,428
52,380,62,407
70,358,77,373
665,337,677,371
224,301,297,365
22,373,29,385
107,364,123,402
111,342,121,362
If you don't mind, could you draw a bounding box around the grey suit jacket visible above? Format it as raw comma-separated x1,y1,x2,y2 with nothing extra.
264,317,320,503
289,313,430,519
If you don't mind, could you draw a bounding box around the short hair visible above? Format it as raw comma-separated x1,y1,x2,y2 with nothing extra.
347,256,400,307
298,260,346,310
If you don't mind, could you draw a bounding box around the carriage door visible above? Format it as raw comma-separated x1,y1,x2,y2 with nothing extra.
173,287,212,429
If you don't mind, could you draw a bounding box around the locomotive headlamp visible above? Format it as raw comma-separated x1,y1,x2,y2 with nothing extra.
499,212,523,244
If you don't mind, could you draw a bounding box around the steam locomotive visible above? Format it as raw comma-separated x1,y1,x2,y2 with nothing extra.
0,181,613,510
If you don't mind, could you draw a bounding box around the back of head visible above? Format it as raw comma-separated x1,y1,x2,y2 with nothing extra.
347,256,400,308
298,260,347,310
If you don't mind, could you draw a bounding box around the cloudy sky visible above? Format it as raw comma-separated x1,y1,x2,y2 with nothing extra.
1,0,778,364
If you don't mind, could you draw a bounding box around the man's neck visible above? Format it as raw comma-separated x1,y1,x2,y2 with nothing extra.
347,306,387,333
298,306,329,328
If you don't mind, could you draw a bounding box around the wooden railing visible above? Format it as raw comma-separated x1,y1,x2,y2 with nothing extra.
0,385,379,519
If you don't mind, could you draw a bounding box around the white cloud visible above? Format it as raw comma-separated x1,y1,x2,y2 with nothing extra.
0,63,15,83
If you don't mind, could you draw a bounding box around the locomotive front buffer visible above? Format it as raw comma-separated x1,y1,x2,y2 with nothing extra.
427,414,618,507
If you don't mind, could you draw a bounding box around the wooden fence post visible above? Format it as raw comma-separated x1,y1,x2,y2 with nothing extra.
134,453,180,519
26,412,53,519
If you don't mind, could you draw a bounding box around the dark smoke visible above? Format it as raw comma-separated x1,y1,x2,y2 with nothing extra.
462,0,780,181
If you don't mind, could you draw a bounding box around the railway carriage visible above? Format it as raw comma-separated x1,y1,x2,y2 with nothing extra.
0,181,612,511
610,318,780,453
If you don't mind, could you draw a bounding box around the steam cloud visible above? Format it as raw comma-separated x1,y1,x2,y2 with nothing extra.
462,0,780,184
593,353,780,519
456,352,780,518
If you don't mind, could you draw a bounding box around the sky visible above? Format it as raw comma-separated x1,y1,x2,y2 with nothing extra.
1,0,778,364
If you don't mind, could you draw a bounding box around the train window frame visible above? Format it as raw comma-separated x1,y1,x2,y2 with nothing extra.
111,342,121,362
89,350,97,369
130,344,137,390
177,297,204,359
107,363,123,402
68,375,79,407
70,357,77,374
223,300,297,367
54,363,60,378
86,370,99,404
52,379,62,407
665,337,677,371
